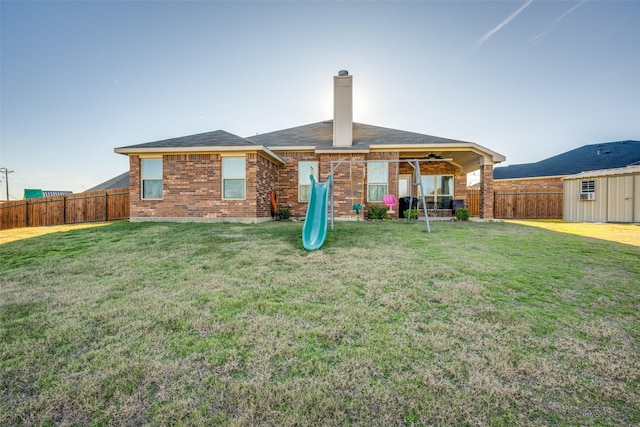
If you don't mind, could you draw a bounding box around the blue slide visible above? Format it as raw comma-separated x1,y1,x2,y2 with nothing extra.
302,174,332,251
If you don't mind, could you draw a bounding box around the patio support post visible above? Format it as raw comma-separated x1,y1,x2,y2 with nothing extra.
479,163,494,219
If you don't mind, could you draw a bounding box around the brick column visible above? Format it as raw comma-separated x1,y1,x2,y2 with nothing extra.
454,172,467,203
479,163,494,219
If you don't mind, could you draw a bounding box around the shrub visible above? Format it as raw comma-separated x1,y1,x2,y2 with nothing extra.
455,208,470,221
368,205,390,220
278,207,291,220
403,209,418,220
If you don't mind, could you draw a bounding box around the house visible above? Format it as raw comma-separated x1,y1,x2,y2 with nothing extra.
563,165,640,223
114,71,506,223
86,172,130,192
493,140,640,193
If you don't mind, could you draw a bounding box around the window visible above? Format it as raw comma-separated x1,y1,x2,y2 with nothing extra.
420,175,454,209
579,180,596,200
222,157,246,199
367,161,388,202
581,180,595,193
298,161,318,202
141,158,162,199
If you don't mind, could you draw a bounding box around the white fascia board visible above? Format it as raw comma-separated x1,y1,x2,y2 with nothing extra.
260,147,286,164
369,142,506,163
115,145,260,154
315,148,370,154
114,145,285,164
269,146,317,152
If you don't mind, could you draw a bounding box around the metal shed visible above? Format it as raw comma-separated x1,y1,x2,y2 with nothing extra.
563,165,640,223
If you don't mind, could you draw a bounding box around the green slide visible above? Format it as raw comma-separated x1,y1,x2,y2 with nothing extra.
302,174,332,251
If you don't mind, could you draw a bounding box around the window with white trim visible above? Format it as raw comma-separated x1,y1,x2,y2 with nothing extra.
141,158,163,199
580,180,595,193
421,175,454,209
222,157,246,199
367,161,388,202
298,161,318,202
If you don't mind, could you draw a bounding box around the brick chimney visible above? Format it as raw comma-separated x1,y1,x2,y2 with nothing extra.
333,70,353,147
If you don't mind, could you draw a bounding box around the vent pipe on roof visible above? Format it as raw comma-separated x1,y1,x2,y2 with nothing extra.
333,70,353,147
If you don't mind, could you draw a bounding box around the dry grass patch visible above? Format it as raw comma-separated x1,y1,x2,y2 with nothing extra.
0,222,112,245
507,219,640,247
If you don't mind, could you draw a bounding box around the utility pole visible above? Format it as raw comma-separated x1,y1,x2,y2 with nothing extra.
0,167,14,201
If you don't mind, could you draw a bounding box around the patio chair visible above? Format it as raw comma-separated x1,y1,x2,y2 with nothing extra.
382,194,398,214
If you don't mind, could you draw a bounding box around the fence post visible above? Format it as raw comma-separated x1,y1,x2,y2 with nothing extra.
105,193,108,221
25,200,29,227
63,196,67,224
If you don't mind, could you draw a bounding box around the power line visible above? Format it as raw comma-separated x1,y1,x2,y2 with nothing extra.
0,167,15,201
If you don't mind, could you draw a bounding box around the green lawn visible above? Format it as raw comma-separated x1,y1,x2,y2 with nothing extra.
1,221,638,426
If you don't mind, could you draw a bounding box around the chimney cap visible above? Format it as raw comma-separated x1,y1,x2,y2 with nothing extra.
338,70,349,76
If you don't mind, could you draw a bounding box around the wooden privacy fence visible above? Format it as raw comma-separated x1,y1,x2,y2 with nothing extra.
466,190,481,217
466,189,563,219
0,188,129,231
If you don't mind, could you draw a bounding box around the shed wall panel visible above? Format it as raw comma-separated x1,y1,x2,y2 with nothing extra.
563,178,608,222
564,170,640,223
635,175,640,223
607,176,633,222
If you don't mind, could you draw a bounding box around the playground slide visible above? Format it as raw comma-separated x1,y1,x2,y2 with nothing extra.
302,174,332,251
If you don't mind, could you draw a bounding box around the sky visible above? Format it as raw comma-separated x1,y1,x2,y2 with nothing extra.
1,0,639,199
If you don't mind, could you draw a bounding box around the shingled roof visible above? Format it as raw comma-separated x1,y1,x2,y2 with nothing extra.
248,121,473,149
86,172,130,191
114,129,285,164
117,130,258,149
494,140,640,179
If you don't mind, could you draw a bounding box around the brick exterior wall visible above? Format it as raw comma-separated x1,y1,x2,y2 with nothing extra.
253,153,280,218
273,152,320,218
129,152,279,222
494,177,563,192
129,156,140,206
127,151,473,221
320,153,367,220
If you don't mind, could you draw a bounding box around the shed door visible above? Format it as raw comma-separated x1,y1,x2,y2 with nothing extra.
607,176,634,223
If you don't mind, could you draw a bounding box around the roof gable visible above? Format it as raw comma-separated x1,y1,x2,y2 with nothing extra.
494,140,640,179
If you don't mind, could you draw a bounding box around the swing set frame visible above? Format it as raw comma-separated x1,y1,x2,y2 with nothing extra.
328,158,454,233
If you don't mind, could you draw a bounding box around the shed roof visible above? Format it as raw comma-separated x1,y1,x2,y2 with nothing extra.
24,189,73,199
494,140,640,179
563,165,640,180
